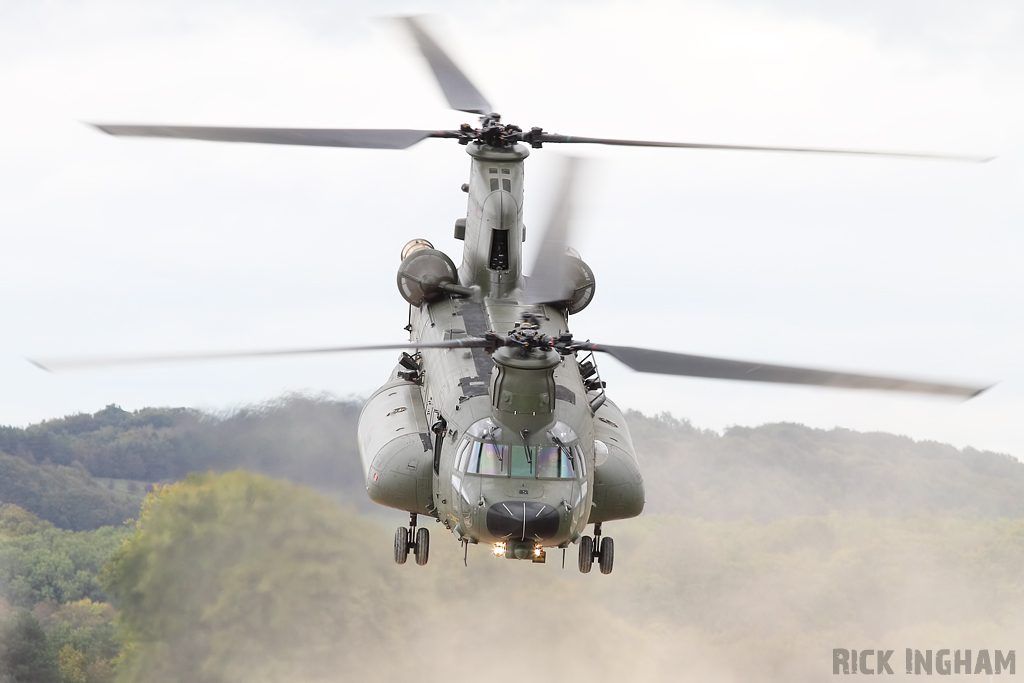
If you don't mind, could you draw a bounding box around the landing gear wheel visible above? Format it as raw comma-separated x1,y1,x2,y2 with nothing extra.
414,528,430,566
599,537,614,575
578,535,594,573
394,527,409,565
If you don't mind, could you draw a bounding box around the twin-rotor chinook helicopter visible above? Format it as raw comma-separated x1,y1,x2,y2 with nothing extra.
35,18,990,574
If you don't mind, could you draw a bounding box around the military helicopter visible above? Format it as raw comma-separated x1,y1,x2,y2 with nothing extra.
32,17,990,574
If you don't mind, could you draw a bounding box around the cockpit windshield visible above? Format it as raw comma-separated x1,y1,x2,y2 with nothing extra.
458,419,584,479
467,442,504,476
536,445,576,478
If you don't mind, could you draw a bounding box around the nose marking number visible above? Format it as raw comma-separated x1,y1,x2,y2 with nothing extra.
519,489,528,495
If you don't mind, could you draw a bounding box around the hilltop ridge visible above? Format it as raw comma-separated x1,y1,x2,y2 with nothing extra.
0,396,1017,530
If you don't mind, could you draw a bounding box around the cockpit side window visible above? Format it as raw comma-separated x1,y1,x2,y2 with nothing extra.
455,438,472,472
574,445,587,477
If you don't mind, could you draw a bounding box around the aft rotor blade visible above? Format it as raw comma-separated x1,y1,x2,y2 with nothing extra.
401,16,492,115
538,134,993,162
578,344,988,398
522,156,580,305
92,125,460,149
29,338,493,372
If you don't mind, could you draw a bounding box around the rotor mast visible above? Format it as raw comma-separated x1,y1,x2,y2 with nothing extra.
458,120,531,299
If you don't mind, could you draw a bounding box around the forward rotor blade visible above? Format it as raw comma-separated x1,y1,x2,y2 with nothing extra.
401,16,492,115
578,344,988,398
538,134,993,162
92,125,460,149
522,157,580,305
29,338,492,372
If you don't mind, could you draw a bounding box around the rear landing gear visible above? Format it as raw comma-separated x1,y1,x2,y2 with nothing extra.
577,522,614,575
394,513,430,566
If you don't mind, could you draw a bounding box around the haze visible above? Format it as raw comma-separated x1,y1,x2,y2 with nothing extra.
5,399,1023,682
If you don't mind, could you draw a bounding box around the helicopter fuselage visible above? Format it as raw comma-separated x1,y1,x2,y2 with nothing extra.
357,143,645,561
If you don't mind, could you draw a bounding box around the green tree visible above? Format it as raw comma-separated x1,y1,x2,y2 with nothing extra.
57,646,86,683
0,504,53,537
102,472,397,683
0,527,129,609
40,600,119,667
0,610,57,683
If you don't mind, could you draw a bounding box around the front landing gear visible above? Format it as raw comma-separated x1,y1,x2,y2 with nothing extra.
394,513,430,566
394,527,409,564
578,536,594,573
577,522,614,575
414,528,429,566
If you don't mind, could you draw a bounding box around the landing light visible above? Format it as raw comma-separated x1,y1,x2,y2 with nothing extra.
492,542,506,556
534,545,543,557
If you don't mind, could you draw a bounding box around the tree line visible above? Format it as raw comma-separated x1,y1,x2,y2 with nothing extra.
0,397,363,487
1,397,1020,533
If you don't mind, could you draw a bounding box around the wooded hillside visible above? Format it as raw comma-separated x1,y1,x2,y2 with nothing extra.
0,397,1018,529
1,397,1021,683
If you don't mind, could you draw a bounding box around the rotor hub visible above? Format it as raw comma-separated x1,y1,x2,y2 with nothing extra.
506,321,550,352
455,113,551,149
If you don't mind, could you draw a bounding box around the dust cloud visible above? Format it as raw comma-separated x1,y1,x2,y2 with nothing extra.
101,400,1024,683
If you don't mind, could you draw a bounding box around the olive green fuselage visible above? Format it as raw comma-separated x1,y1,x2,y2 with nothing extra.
358,143,644,555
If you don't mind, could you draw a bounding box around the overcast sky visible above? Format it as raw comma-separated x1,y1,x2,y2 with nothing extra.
1,0,1021,457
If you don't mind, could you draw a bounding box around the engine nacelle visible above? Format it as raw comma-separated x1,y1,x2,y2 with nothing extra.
565,254,596,315
588,397,644,523
397,239,459,307
358,371,435,515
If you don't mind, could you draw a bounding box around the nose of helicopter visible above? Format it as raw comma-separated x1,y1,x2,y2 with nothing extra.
486,501,561,542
